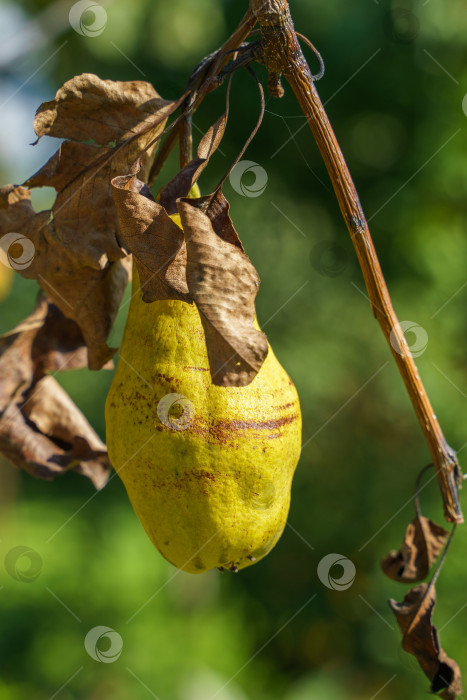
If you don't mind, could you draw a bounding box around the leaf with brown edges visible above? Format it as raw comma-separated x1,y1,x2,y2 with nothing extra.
382,515,449,582
389,583,462,699
0,296,110,488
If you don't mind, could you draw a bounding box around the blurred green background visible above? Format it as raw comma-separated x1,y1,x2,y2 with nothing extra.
1,0,467,698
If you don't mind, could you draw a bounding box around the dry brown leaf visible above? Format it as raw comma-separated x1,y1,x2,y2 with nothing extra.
0,183,130,369
382,515,449,582
33,73,170,146
0,295,89,412
28,74,176,264
178,196,268,386
186,189,245,250
389,583,462,699
159,111,228,213
1,377,109,488
0,296,110,488
1,74,175,368
112,174,189,303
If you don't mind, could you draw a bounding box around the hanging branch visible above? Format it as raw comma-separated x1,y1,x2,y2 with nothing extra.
248,0,463,523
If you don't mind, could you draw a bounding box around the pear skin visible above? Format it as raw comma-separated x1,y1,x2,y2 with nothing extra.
0,265,13,302
106,219,302,574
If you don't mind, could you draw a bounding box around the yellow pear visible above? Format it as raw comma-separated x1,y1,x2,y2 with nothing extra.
0,265,13,302
105,216,301,574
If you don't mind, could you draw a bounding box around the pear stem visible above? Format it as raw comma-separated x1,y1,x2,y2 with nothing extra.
148,124,180,187
248,0,463,523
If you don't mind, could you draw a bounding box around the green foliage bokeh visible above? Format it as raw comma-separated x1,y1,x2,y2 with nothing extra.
1,1,467,699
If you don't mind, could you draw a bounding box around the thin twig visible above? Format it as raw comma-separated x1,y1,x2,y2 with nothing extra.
213,65,265,195
207,9,257,81
179,115,193,169
148,123,180,187
249,0,463,523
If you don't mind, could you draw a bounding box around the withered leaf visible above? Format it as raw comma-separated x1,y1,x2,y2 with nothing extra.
0,296,110,488
1,377,109,489
382,515,449,582
178,196,268,386
0,296,91,413
112,174,189,303
389,584,462,699
33,73,171,146
186,189,245,250
1,74,175,368
160,111,228,213
28,74,177,265
0,183,130,369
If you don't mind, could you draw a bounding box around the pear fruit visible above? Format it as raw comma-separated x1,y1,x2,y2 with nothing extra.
0,265,13,302
105,216,301,574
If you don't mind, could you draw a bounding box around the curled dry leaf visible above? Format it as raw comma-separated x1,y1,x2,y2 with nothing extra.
185,189,245,250
159,111,228,213
0,296,110,488
111,174,189,303
0,182,131,369
0,74,174,368
382,515,449,582
389,583,462,699
178,196,268,386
